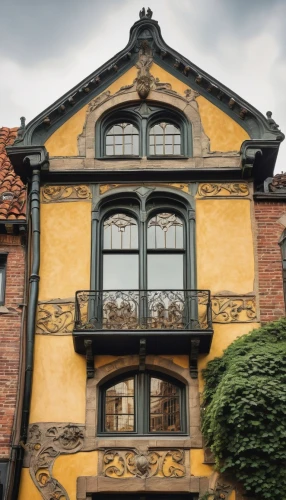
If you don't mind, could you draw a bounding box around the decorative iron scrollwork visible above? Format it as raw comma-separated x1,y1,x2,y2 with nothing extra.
75,290,211,331
103,448,185,479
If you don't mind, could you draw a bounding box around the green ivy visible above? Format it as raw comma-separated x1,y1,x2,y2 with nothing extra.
201,318,286,500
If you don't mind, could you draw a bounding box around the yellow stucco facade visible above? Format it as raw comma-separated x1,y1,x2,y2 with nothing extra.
19,31,258,500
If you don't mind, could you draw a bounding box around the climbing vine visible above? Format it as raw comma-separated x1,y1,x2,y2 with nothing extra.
202,318,286,499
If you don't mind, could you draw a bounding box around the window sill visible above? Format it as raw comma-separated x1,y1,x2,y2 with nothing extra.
147,155,189,160
95,435,193,448
0,305,9,314
98,156,142,160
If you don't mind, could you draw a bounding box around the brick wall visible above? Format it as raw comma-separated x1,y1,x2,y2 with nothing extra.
255,201,286,323
0,234,25,459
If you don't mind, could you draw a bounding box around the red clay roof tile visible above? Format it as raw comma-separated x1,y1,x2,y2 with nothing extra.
0,127,26,221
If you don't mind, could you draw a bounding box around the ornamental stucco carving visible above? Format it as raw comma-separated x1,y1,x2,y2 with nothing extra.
41,185,91,203
212,295,257,323
102,448,186,479
36,300,87,335
26,424,85,500
99,182,189,195
197,183,249,197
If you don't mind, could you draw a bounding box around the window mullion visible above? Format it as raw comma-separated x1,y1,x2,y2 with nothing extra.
137,373,145,434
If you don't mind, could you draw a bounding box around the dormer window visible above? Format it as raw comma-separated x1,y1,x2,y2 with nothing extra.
149,122,181,156
98,104,191,158
105,123,139,156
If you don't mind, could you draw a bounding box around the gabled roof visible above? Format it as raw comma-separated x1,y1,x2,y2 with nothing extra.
13,12,284,149
0,127,26,221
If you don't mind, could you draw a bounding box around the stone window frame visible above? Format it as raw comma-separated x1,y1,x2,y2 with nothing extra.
78,87,210,160
98,370,188,436
85,354,202,448
97,104,190,159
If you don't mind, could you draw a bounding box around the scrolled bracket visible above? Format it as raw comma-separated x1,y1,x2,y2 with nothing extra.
190,338,200,379
84,339,95,379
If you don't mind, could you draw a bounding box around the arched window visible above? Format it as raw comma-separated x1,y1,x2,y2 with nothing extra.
99,371,186,435
149,122,181,156
105,123,139,156
97,104,191,158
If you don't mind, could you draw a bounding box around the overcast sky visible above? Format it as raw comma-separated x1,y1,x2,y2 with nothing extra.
0,0,285,172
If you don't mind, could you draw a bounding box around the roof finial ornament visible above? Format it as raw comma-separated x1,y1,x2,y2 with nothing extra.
17,116,26,140
266,111,280,131
139,7,153,19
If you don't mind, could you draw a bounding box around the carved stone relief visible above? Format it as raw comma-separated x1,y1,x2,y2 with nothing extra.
212,294,257,323
197,183,249,197
102,448,186,479
26,424,85,500
36,300,87,335
41,185,91,203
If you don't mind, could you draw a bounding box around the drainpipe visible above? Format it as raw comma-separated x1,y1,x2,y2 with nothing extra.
11,158,42,500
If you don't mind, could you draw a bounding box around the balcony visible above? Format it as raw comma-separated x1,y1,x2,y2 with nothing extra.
73,290,213,357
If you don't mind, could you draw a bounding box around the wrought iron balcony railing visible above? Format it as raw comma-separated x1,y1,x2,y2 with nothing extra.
74,289,212,331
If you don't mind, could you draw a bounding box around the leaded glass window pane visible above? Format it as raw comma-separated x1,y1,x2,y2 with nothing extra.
104,214,138,249
147,213,183,249
105,378,135,432
149,122,181,155
150,377,181,432
106,123,139,156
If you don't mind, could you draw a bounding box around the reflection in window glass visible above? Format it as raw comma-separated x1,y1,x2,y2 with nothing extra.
103,254,138,289
104,214,138,249
150,377,181,432
106,123,139,156
148,213,183,249
148,254,183,289
149,122,181,155
105,378,135,432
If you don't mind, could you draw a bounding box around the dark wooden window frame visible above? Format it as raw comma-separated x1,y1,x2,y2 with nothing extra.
100,206,187,290
96,104,192,159
0,253,8,306
98,370,187,437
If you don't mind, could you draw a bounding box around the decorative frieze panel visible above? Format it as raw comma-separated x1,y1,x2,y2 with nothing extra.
212,294,257,323
197,183,249,197
99,183,189,195
102,448,186,479
36,300,87,335
41,185,91,203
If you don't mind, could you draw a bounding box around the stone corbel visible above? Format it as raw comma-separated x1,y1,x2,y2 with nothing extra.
190,338,200,379
84,339,95,379
139,338,146,371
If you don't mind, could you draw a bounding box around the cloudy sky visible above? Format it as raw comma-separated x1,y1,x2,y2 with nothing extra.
0,0,285,172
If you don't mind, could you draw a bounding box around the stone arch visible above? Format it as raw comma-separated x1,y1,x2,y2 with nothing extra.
85,354,202,447
78,86,210,158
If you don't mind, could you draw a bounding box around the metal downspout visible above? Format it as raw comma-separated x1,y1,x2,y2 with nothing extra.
12,164,41,500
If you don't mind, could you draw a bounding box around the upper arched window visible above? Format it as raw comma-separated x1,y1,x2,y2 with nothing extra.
149,122,181,156
98,104,191,158
99,371,186,435
105,123,139,156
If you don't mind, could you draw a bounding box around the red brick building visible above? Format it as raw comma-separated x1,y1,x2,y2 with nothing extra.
254,174,286,323
0,127,26,499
